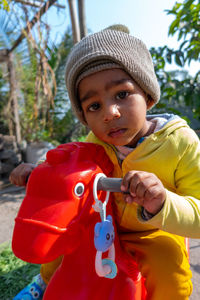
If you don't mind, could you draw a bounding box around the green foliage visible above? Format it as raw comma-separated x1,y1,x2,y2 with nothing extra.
16,47,56,143
166,0,200,64
16,29,77,144
51,108,76,143
151,45,200,127
0,15,81,144
77,135,87,142
0,0,9,11
0,5,74,144
16,50,37,141
150,0,200,128
0,245,40,300
54,30,73,101
51,30,83,144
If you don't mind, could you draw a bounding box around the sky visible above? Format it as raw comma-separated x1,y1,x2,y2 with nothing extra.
48,0,199,76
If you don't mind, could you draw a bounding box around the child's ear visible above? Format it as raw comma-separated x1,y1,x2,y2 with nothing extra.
146,95,154,109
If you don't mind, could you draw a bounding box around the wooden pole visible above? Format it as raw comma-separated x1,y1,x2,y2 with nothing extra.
68,0,80,44
7,52,22,144
78,0,87,39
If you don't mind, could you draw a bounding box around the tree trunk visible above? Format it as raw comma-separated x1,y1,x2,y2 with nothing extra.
7,52,22,144
68,0,80,44
78,0,87,39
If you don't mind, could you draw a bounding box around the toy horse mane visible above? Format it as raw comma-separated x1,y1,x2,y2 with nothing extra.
47,142,113,176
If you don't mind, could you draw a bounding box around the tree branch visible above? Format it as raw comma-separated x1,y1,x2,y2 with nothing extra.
0,49,9,62
10,0,57,52
13,0,65,9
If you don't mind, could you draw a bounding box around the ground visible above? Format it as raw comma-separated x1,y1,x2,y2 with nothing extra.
0,185,200,299
0,185,25,246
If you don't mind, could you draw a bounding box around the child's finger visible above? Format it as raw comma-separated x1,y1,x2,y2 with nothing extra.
128,172,151,197
131,177,157,199
121,170,138,193
124,194,143,206
143,186,166,213
9,173,15,185
18,175,27,186
124,195,135,204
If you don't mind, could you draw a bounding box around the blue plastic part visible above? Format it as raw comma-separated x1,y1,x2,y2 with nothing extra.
94,215,115,252
102,258,117,279
13,275,46,300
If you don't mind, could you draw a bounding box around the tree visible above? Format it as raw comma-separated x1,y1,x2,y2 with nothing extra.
0,65,9,134
150,0,200,128
0,1,64,143
150,44,200,127
0,0,88,144
0,9,22,142
0,0,9,11
166,0,200,123
166,0,200,66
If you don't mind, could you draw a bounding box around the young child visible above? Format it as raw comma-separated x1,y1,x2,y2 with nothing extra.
11,25,200,300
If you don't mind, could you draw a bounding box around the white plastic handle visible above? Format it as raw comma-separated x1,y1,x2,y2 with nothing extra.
95,244,115,277
93,173,110,219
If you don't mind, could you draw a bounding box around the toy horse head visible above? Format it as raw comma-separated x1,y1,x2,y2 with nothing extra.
12,142,114,264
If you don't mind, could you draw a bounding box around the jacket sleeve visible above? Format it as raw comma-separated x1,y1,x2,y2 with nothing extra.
137,127,200,238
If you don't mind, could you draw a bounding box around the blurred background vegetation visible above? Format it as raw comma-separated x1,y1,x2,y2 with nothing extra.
0,0,199,147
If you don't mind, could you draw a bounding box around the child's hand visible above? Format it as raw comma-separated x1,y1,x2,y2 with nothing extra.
121,171,166,215
9,163,36,186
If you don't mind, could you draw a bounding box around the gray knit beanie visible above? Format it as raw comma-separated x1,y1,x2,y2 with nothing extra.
65,26,160,125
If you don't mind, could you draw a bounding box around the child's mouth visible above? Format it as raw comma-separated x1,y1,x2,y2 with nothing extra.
108,128,126,138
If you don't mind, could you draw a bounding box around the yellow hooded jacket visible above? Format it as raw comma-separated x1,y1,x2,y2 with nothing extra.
86,115,200,238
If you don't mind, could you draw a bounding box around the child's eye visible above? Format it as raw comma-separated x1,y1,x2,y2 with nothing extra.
116,91,129,100
88,102,100,112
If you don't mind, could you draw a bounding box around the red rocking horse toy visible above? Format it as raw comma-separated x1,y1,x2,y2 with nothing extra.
12,142,147,300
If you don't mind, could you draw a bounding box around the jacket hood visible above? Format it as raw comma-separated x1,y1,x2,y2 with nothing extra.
146,113,189,139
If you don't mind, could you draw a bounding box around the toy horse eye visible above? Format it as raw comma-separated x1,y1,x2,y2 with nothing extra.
106,233,110,240
74,182,85,196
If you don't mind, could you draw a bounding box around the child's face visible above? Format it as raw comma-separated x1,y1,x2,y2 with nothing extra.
78,69,151,147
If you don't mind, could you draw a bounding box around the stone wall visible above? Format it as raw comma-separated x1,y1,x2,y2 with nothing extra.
0,134,22,184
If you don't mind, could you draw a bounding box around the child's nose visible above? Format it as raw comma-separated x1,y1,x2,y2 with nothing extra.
103,103,121,122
